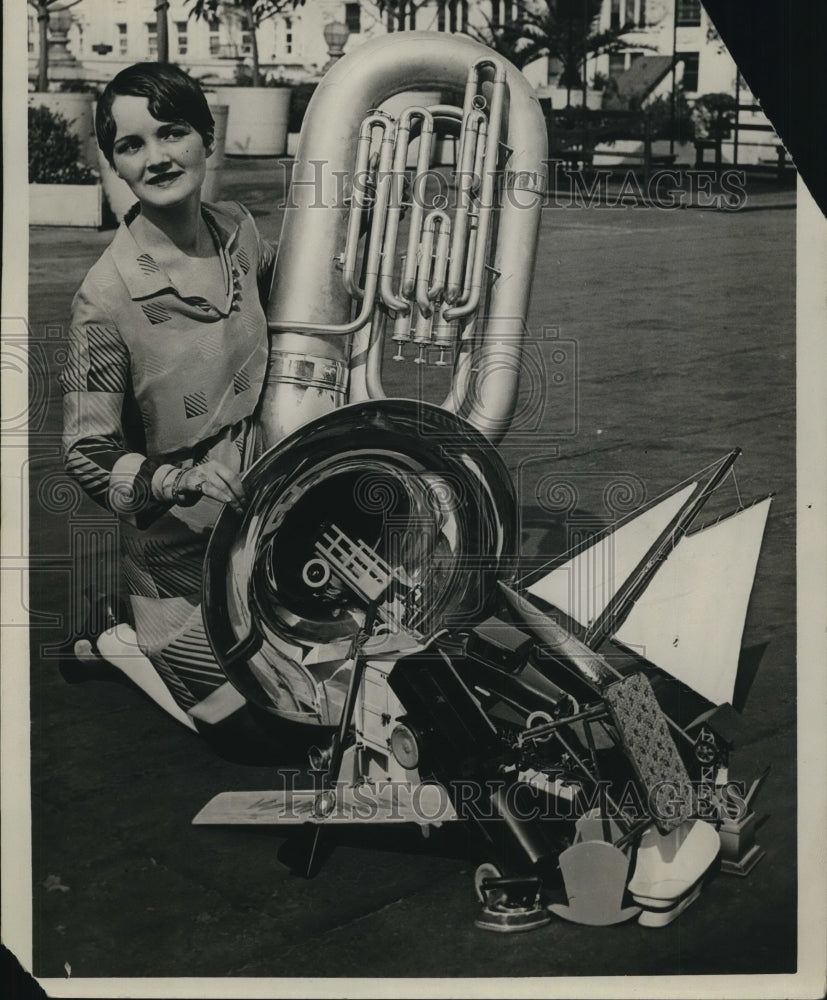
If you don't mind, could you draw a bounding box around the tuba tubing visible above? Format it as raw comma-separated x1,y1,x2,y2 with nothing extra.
257,32,548,450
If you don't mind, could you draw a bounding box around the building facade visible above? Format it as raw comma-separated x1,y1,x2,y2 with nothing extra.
28,1,507,87
594,0,738,98
28,1,758,94
29,0,777,163
593,0,776,163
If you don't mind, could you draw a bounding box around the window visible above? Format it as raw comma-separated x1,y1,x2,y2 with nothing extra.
117,23,128,56
611,0,633,30
284,17,292,56
28,14,35,52
209,28,220,56
146,22,157,59
241,30,252,55
175,20,188,56
679,51,699,92
676,0,701,27
489,1,519,28
344,3,361,33
609,52,626,79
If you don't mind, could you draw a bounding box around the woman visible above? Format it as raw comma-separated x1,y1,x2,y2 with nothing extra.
59,63,276,748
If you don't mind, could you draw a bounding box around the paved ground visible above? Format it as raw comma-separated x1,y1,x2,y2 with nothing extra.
24,160,798,988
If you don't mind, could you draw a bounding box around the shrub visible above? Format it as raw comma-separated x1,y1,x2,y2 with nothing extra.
591,71,609,92
59,80,102,97
28,105,97,184
693,92,738,139
645,88,697,143
234,63,255,87
263,73,292,87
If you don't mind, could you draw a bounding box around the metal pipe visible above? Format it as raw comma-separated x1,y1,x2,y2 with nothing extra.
342,113,396,300
379,107,434,311
445,111,487,304
415,210,451,314
443,63,506,323
365,306,388,400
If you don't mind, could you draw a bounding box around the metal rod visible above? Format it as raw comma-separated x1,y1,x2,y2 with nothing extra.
584,449,742,647
670,0,678,158
614,816,654,850
517,705,608,747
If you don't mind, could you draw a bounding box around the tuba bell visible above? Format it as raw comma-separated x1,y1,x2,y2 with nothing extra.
203,32,547,725
204,399,518,725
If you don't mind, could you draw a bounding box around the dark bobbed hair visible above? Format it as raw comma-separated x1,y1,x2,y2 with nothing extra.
96,63,215,165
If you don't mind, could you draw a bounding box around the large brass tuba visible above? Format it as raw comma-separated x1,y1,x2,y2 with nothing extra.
204,32,548,726
256,30,548,449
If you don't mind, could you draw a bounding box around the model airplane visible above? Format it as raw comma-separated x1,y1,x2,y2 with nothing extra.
191,399,771,933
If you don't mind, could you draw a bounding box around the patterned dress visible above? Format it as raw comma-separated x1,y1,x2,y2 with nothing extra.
59,200,275,711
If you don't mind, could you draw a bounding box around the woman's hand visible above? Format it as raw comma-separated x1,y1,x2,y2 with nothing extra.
170,461,246,514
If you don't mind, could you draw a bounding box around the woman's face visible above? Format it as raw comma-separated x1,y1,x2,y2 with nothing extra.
111,94,211,212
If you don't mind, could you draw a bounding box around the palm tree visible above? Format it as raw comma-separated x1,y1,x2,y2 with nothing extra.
471,0,634,95
185,0,305,86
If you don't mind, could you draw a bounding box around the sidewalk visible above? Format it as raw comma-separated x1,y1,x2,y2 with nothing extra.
26,159,797,981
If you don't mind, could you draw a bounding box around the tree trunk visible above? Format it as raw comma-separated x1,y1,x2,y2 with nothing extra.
37,3,49,93
156,1,169,62
247,7,261,87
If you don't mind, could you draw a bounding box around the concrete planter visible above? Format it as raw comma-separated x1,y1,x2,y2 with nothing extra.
29,92,98,167
213,86,292,157
30,183,102,228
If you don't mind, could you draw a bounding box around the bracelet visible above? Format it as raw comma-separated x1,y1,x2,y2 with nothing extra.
170,467,188,503
158,466,181,504
171,467,202,508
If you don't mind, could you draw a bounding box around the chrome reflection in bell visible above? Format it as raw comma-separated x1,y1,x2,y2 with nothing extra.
203,400,517,727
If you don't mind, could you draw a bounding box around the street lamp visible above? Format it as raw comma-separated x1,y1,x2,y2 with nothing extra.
322,21,350,74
